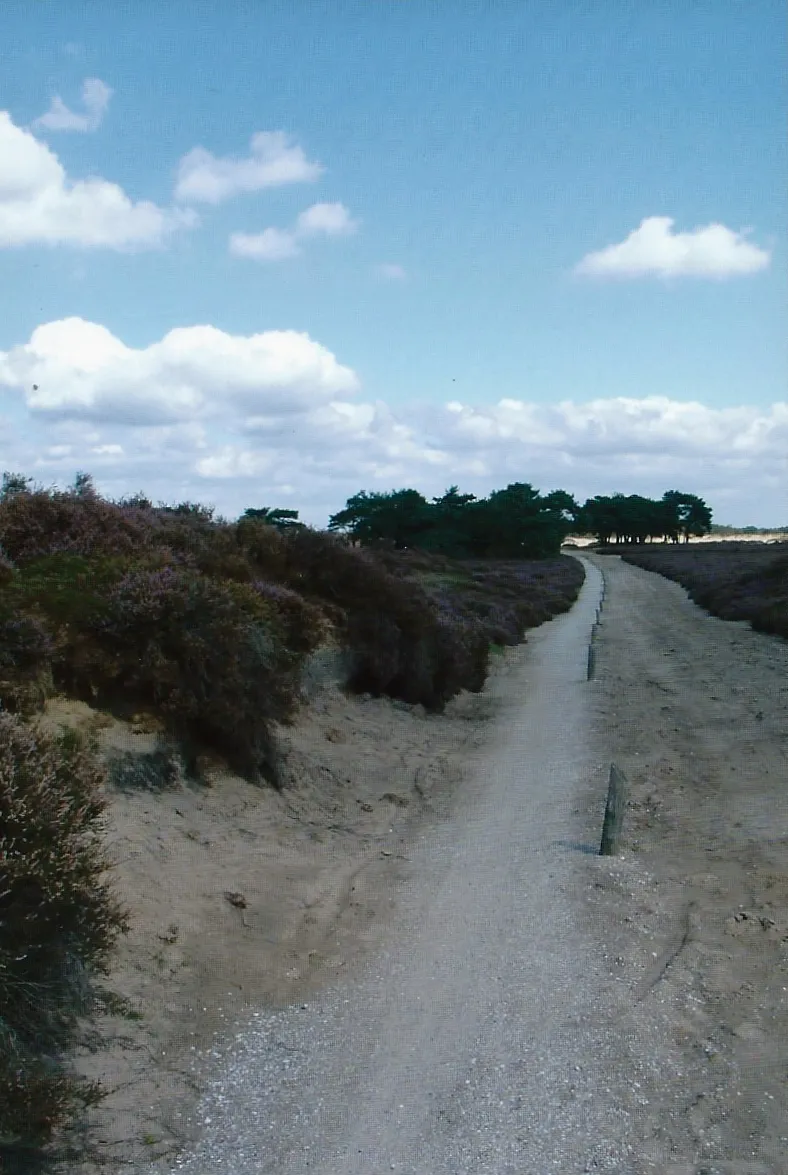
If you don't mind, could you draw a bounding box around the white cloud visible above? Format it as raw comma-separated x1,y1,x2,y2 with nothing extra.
296,202,357,237
1,317,785,526
33,78,113,133
175,131,323,205
229,227,300,261
230,202,357,264
0,112,196,248
440,396,788,462
575,216,771,279
377,262,407,281
0,317,359,424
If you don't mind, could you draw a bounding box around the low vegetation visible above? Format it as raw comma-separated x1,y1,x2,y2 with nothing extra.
0,715,127,1171
0,471,585,1160
619,541,788,640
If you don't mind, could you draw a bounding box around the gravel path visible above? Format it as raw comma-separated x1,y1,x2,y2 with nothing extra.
156,558,683,1174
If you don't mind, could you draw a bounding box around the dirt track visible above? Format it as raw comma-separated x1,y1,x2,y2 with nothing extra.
73,552,788,1173
582,552,788,1171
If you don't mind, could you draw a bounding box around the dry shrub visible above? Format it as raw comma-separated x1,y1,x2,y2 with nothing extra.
0,489,146,565
280,528,490,708
0,715,127,1152
390,553,585,651
93,565,297,784
1,552,298,784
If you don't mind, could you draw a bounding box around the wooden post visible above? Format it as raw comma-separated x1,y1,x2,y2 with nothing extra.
587,643,596,680
599,764,627,856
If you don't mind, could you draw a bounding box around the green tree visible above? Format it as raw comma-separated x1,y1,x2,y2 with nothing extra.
330,482,575,557
661,491,713,542
576,496,619,545
471,483,568,557
71,471,98,499
242,506,304,532
542,489,579,523
425,486,478,555
328,489,432,548
0,472,33,500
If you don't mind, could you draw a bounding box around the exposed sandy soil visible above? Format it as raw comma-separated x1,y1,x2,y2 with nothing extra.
45,551,788,1172
40,653,503,1171
564,533,787,547
581,553,788,1172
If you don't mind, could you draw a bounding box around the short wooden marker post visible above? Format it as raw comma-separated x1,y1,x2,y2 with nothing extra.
587,642,596,680
599,763,627,856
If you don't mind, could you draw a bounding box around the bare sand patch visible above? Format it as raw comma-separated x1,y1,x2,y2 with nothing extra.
39,655,509,1169
581,553,788,1169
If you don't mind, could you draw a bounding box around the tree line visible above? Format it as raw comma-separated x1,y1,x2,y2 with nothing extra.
2,472,711,560
293,485,713,557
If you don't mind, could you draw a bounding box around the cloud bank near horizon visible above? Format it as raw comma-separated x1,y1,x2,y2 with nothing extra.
0,318,785,527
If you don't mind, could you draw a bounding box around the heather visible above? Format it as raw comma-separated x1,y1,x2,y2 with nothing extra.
620,542,788,640
0,714,128,1168
0,480,586,755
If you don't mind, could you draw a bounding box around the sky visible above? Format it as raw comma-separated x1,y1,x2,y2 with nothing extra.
0,0,785,526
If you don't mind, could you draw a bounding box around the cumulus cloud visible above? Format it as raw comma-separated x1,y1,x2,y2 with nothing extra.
0,317,785,526
575,216,771,279
33,77,113,132
230,202,357,263
174,131,323,205
0,112,196,248
296,202,357,237
0,317,359,425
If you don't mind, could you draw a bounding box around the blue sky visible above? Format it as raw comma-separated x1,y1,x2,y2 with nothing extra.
0,1,785,525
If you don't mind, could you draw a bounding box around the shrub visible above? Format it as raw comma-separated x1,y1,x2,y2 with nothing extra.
2,554,131,709
0,489,146,565
0,548,15,587
235,516,290,580
250,581,327,653
95,566,297,784
0,714,128,1152
278,528,493,709
0,611,53,715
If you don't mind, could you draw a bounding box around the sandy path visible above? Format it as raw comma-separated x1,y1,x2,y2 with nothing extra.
154,558,697,1174
580,554,788,1172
